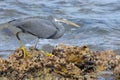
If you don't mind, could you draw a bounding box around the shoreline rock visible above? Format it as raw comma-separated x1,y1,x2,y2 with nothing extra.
0,44,119,80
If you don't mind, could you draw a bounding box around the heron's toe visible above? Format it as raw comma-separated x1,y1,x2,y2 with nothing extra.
46,53,53,57
20,46,31,58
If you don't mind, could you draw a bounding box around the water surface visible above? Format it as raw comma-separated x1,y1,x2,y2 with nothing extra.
0,0,120,57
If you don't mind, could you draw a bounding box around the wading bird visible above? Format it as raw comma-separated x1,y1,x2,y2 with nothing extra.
8,16,80,58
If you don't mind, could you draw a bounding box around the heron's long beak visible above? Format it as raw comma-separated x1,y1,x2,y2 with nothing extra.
55,18,80,27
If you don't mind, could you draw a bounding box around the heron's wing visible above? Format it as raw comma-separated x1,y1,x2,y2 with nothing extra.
15,18,58,38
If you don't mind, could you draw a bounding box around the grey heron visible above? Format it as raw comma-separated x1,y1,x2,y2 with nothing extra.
8,16,80,58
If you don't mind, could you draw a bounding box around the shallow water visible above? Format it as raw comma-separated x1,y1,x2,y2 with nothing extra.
0,0,120,57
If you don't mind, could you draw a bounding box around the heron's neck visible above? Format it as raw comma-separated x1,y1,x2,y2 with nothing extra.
53,22,65,39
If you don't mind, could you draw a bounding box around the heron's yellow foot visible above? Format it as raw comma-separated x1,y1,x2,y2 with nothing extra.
46,52,53,57
40,50,53,57
20,46,31,58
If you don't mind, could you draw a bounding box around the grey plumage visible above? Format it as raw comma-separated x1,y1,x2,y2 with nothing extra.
8,17,65,39
8,16,80,43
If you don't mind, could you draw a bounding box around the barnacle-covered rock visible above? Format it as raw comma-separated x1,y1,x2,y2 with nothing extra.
41,55,81,78
113,55,120,79
0,58,7,72
52,44,96,74
113,64,120,79
52,44,90,64
93,50,118,71
0,44,119,80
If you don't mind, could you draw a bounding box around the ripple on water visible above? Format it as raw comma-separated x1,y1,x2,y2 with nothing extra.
0,0,120,57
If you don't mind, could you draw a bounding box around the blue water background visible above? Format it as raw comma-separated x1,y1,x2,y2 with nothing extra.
0,0,120,56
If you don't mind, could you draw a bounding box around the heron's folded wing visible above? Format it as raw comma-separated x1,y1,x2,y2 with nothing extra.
18,19,57,38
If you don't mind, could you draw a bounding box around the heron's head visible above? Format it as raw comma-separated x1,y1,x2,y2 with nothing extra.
54,18,80,28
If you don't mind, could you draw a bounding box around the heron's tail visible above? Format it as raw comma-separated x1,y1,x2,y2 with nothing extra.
8,19,21,27
8,19,17,23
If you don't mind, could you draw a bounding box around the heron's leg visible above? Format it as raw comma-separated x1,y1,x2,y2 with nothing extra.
34,39,53,57
34,38,39,49
16,31,30,58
